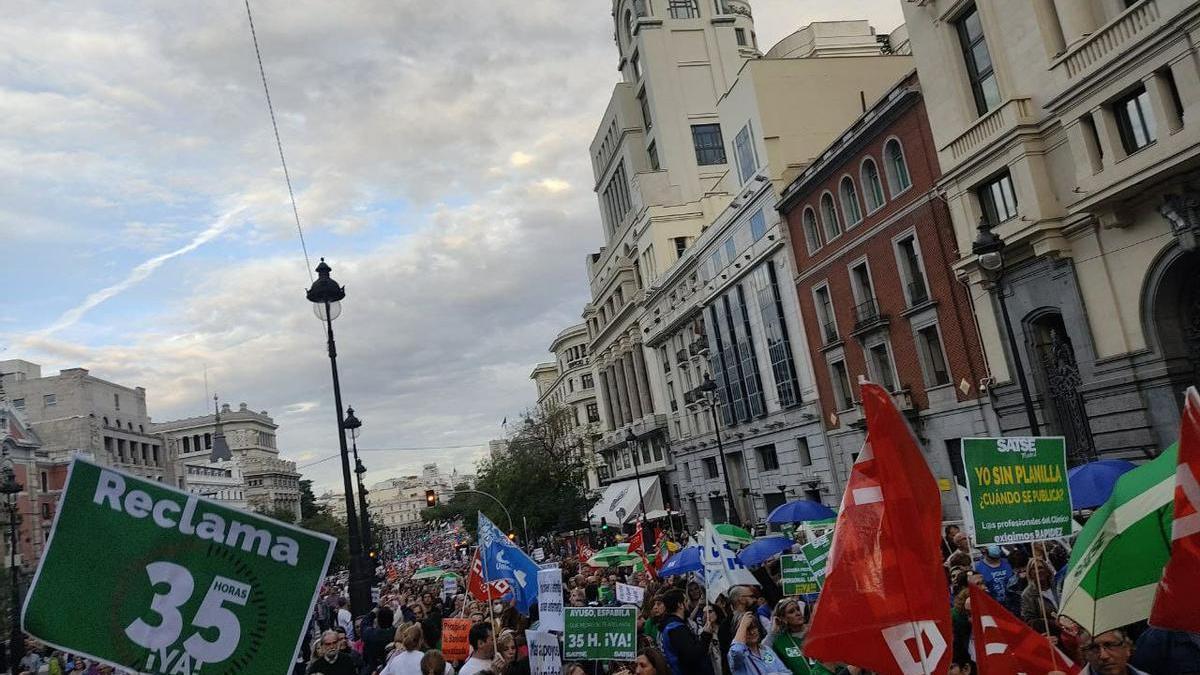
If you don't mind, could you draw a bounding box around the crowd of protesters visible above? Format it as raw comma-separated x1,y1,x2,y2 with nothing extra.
300,519,1200,675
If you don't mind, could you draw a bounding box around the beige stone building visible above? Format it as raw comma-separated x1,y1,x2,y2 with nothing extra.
530,323,603,494
901,0,1200,462
0,360,172,483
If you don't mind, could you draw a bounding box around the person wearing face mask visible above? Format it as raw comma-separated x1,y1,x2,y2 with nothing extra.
306,630,358,675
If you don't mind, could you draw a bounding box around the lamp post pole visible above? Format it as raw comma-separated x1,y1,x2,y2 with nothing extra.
699,375,742,527
972,219,1041,436
624,430,651,554
0,462,23,668
306,259,370,615
344,408,373,562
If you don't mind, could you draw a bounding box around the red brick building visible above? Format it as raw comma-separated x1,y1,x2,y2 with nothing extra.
777,74,998,517
1,402,70,569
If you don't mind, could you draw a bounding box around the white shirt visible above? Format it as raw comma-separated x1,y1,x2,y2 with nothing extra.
337,607,354,640
381,650,454,675
457,656,493,675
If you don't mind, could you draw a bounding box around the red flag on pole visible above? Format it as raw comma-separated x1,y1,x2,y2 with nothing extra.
1150,386,1200,633
968,585,1080,674
804,381,952,674
467,549,512,602
626,523,644,555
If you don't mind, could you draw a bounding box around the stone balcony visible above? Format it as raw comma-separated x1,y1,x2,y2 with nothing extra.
941,97,1037,165
1053,0,1163,81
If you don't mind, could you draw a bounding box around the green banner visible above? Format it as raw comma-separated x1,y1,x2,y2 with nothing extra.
23,458,335,674
780,554,819,595
563,606,637,661
961,437,1073,545
800,535,831,587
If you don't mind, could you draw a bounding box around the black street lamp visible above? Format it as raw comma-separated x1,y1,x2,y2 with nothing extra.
698,374,743,527
0,461,23,668
343,407,373,562
972,218,1042,436
623,429,652,554
306,259,371,615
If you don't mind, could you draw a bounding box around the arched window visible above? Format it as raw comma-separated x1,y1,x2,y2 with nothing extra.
820,193,841,241
114,419,121,429
884,139,911,194
668,0,700,19
861,157,885,212
802,208,821,254
839,177,862,226
103,416,109,427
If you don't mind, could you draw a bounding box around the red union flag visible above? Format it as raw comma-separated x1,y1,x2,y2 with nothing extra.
467,549,513,601
804,382,951,675
969,585,1079,674
1150,386,1200,633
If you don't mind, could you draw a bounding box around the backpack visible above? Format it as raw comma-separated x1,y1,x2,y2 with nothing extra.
657,617,688,675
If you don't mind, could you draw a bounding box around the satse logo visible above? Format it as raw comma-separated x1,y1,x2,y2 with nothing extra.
995,438,1038,459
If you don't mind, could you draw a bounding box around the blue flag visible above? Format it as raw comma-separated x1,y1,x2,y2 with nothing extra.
477,512,540,614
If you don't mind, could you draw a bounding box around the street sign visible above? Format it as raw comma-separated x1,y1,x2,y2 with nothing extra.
22,458,335,675
780,554,820,595
563,606,637,661
962,437,1073,545
537,567,564,633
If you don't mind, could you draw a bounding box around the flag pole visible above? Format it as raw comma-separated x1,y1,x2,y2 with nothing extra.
1032,541,1061,671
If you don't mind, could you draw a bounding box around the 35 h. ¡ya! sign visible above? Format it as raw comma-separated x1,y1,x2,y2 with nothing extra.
23,458,335,675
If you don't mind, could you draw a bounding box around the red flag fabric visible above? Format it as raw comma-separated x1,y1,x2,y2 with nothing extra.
467,549,513,602
968,585,1079,674
578,545,595,565
804,382,951,674
626,523,644,555
1150,386,1200,632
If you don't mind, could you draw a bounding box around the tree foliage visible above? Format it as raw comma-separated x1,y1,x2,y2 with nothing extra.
423,403,593,542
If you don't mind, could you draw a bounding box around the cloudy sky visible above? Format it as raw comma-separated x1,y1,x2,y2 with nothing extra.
0,0,903,492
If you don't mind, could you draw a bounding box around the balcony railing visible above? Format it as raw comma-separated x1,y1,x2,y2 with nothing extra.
853,298,889,332
689,336,709,356
1059,0,1161,79
943,97,1035,162
822,321,839,345
907,280,929,306
676,349,689,363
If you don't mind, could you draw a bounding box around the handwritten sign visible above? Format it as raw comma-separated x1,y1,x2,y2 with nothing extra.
441,618,472,661
537,567,564,633
615,582,645,606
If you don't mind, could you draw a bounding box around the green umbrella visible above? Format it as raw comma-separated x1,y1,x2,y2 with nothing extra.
441,571,463,581
715,523,753,548
1060,444,1176,635
587,545,640,568
411,565,445,581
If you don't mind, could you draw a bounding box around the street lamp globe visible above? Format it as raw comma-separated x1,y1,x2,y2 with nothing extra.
306,259,346,321
343,407,362,440
624,428,637,444
698,373,718,396
971,217,1006,273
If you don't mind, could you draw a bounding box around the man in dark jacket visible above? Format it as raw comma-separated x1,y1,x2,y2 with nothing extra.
657,588,715,675
361,607,395,671
306,631,358,675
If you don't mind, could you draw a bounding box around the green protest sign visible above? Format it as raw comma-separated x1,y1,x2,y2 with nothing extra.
563,606,637,661
780,554,819,595
962,437,1073,545
23,458,335,675
800,535,831,587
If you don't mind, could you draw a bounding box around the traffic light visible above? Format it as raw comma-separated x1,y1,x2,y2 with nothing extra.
600,517,609,532
425,489,437,507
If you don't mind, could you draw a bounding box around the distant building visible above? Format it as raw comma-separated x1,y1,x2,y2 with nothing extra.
155,401,301,520
0,360,172,483
530,323,604,495
0,396,70,571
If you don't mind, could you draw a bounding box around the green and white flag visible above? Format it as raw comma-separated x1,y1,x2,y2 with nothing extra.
1060,445,1176,635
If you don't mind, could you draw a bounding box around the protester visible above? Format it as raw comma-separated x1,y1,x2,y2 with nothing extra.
363,606,397,671
655,588,714,675
728,611,790,674
457,622,495,675
973,545,1014,605
633,647,670,675
763,598,831,675
307,630,359,675
1020,558,1060,625
1080,629,1149,675
420,651,449,675
700,601,733,675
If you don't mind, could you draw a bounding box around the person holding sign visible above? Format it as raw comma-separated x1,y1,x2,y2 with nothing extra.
727,613,790,675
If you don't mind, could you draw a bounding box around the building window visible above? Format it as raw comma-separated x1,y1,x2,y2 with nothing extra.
867,342,899,392
668,0,700,18
735,27,747,45
839,177,862,226
861,158,885,212
648,141,660,171
895,234,929,306
917,325,952,387
703,457,719,479
40,472,48,492
757,444,780,472
114,393,120,410
829,359,854,410
797,437,813,467
734,123,758,183
723,237,737,262
802,208,821,254
978,171,1018,225
204,433,212,450
956,4,1001,115
749,209,766,241
814,284,838,345
43,394,56,407
40,503,50,520
601,161,634,232
668,382,678,412
1114,86,1157,154
630,50,640,80
586,403,600,424
691,124,727,166
820,193,841,241
581,373,595,389
11,399,23,411
673,236,688,258
884,139,912,194
638,90,652,131
753,262,801,408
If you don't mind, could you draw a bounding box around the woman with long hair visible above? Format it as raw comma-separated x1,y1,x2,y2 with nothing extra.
728,611,790,674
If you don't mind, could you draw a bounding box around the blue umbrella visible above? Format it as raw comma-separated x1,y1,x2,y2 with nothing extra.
659,546,702,577
736,536,795,567
1068,459,1138,510
766,499,836,525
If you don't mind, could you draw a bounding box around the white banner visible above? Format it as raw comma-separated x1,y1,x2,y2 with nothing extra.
537,567,564,633
532,547,545,562
526,629,562,675
615,582,645,606
443,575,458,598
